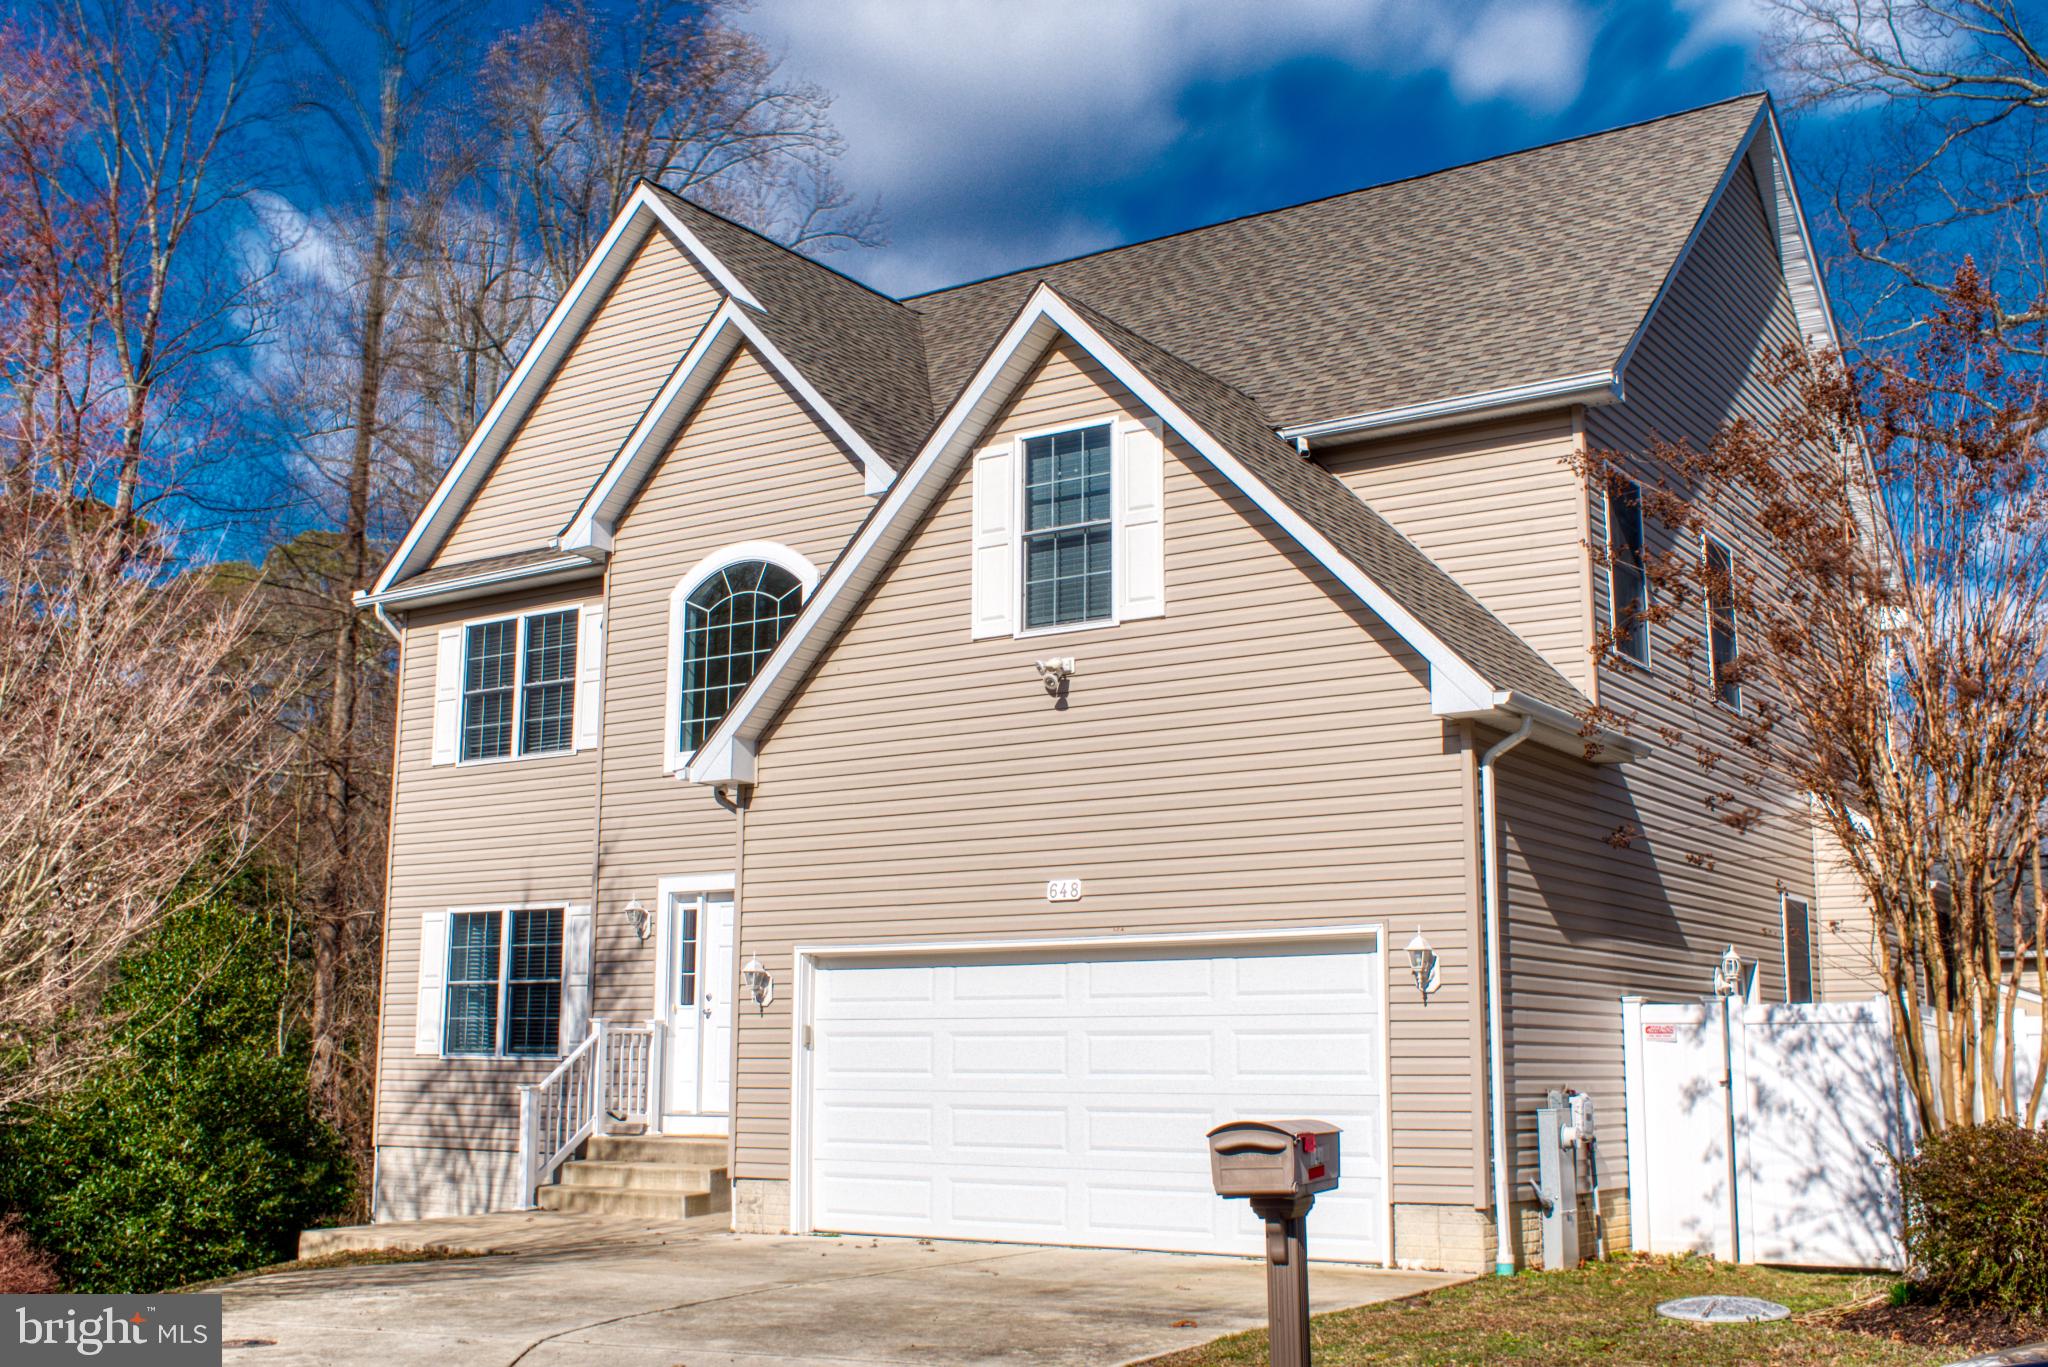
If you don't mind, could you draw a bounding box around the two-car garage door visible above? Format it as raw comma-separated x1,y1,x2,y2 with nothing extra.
803,935,1385,1262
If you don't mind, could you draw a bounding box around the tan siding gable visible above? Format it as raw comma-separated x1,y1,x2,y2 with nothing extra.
1321,415,1589,693
740,340,1481,1203
435,229,722,565
590,343,877,1033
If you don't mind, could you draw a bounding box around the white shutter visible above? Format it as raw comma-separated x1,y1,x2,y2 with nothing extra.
1116,417,1166,620
560,905,594,1047
969,442,1016,638
574,603,604,751
431,627,463,765
415,910,450,1055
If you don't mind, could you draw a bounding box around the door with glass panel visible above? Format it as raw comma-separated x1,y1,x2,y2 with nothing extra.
658,888,734,1133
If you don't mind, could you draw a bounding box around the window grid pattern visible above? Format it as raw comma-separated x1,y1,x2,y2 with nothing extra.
1023,424,1113,629
676,900,699,1008
1607,482,1650,664
461,620,517,760
444,910,502,1055
680,562,803,754
520,611,579,755
1706,538,1740,708
505,907,564,1056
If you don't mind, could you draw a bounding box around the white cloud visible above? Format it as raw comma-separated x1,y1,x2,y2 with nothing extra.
741,0,1601,293
1445,2,1594,112
1671,0,1772,64
245,191,348,291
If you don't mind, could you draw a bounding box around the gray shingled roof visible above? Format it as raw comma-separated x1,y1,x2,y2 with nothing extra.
1060,294,1589,714
908,95,1764,426
384,546,589,594
650,189,933,469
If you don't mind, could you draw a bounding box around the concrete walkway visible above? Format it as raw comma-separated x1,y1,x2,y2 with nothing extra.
228,1213,1460,1366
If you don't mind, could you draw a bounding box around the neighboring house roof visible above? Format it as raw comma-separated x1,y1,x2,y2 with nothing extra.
907,94,1774,432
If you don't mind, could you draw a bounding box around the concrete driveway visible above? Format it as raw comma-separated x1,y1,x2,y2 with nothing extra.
224,1213,1460,1366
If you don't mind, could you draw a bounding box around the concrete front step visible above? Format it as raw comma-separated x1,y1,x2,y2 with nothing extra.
535,1184,725,1219
583,1134,727,1166
560,1160,723,1193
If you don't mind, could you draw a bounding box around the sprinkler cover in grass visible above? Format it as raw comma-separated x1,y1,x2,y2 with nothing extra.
1655,1296,1790,1323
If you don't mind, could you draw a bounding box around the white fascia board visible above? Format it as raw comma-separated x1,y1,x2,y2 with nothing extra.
689,285,1523,780
374,185,775,593
559,303,892,556
559,300,748,553
1756,102,1845,355
1279,369,1618,448
353,553,600,611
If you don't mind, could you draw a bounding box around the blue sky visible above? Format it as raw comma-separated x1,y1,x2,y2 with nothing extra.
739,0,1774,297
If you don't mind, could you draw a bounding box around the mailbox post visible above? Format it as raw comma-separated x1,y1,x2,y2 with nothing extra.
1207,1119,1341,1367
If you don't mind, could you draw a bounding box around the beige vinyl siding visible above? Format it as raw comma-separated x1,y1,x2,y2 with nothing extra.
1320,415,1591,693
373,580,603,1162
739,339,1480,1204
434,229,722,565
590,344,877,1031
1813,822,1884,998
1488,156,1820,1191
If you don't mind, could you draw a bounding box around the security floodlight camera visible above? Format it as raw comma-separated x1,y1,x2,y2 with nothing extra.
1034,656,1077,695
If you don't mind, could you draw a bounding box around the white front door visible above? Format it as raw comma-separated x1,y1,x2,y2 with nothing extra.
658,888,734,1134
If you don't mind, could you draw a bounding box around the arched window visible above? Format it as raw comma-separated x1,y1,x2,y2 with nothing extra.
678,560,804,754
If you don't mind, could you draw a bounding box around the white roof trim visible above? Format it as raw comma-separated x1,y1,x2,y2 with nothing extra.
372,185,763,595
1613,100,1842,393
1278,369,1618,448
688,283,1583,784
353,553,598,611
558,302,891,555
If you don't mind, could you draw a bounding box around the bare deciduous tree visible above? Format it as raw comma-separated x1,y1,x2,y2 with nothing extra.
1573,270,2048,1132
1766,0,2048,344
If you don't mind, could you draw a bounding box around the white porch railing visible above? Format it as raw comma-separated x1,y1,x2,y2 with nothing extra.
516,1017,662,1207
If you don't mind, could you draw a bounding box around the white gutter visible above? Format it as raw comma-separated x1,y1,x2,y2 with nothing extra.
1279,370,1618,449
1480,715,1535,1276
353,553,601,611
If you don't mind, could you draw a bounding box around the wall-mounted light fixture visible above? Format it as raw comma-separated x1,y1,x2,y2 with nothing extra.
623,898,652,942
1406,928,1439,998
742,956,773,1008
1033,656,1076,696
1712,945,1743,997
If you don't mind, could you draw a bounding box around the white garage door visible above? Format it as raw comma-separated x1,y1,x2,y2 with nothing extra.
804,936,1385,1262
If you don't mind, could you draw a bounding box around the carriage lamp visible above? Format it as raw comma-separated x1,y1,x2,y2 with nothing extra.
623,899,651,942
1405,928,1439,998
1712,945,1744,997
742,956,773,1008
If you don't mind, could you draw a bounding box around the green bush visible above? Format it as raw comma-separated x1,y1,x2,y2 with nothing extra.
0,870,351,1291
1899,1120,2048,1313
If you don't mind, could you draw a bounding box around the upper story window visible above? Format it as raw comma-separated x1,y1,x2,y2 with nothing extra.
679,560,804,754
1022,424,1113,629
444,905,563,1057
461,608,579,761
1605,480,1649,665
1704,535,1741,710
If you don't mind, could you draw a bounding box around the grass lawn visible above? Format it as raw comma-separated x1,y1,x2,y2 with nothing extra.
1145,1256,1955,1366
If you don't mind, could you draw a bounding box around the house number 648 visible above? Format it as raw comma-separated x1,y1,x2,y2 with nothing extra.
1045,878,1083,903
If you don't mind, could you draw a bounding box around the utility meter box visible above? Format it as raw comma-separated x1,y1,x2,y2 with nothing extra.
1206,1119,1341,1199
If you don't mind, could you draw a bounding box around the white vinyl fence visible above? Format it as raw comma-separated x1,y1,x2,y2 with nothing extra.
1622,994,2042,1271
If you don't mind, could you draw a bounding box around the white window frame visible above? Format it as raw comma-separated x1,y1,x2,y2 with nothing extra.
1010,416,1124,640
440,901,578,1060
1604,477,1652,669
456,606,583,766
1701,532,1742,712
664,542,820,775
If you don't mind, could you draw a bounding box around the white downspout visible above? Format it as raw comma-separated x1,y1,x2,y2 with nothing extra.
1481,715,1534,1276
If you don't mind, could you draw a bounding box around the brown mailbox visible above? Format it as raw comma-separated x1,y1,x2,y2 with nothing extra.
1206,1118,1341,1199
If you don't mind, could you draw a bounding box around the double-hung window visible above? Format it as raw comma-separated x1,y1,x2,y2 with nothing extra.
443,906,564,1057
1022,423,1113,629
461,609,579,761
1704,536,1740,709
1606,480,1649,665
